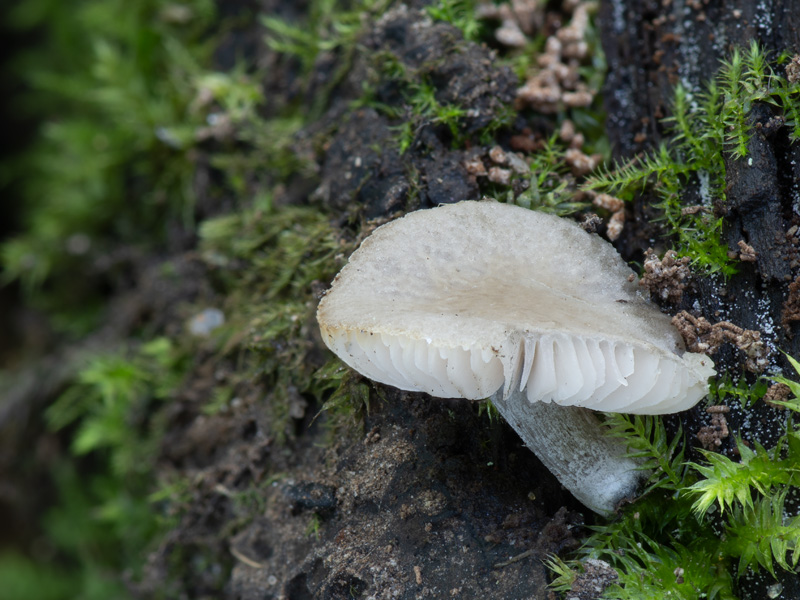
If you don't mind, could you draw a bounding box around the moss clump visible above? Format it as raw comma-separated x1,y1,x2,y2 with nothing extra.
198,201,363,441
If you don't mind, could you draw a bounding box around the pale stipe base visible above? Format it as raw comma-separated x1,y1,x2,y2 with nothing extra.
491,388,647,516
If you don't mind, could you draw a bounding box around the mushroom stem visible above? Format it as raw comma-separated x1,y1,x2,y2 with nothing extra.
490,389,649,516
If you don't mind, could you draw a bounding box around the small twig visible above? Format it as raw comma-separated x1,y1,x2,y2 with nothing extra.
494,548,536,568
230,545,265,569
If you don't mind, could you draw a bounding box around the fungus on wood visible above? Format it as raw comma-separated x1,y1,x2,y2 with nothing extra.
316,201,715,515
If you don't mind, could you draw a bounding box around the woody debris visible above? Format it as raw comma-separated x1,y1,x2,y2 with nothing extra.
671,311,768,372
639,249,691,304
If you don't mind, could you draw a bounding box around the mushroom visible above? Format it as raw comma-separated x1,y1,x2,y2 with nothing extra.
316,200,715,515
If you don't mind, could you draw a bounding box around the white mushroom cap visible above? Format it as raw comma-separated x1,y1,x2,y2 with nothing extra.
317,200,714,414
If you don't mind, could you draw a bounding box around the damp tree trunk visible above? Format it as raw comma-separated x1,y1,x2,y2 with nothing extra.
600,0,800,351
599,3,800,386
599,3,799,597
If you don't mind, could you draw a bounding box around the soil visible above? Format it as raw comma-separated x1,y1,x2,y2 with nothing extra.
140,387,585,599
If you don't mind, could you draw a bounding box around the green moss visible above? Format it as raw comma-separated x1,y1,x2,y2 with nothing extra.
262,0,393,119
687,440,798,521
2,0,214,270
586,42,800,276
425,0,483,42
305,512,324,539
498,133,591,217
0,337,191,600
709,372,768,409
352,23,518,154
1,0,218,334
198,201,363,442
311,358,375,437
392,80,469,153
1,0,319,335
0,552,79,600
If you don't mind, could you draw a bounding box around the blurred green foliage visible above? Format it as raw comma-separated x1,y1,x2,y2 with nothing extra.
1,0,216,333
2,338,188,600
0,0,219,596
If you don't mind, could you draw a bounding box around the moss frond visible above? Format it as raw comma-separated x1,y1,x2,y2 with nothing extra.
769,353,800,411
686,441,798,517
583,42,799,277
583,144,674,198
605,413,686,492
723,491,800,577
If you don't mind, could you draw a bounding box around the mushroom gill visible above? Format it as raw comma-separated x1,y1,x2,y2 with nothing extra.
316,200,715,514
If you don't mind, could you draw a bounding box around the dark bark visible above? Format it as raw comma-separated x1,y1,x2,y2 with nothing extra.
600,0,800,159
600,2,800,597
599,0,800,366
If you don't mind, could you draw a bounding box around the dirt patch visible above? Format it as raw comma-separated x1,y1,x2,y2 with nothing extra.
140,384,585,599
